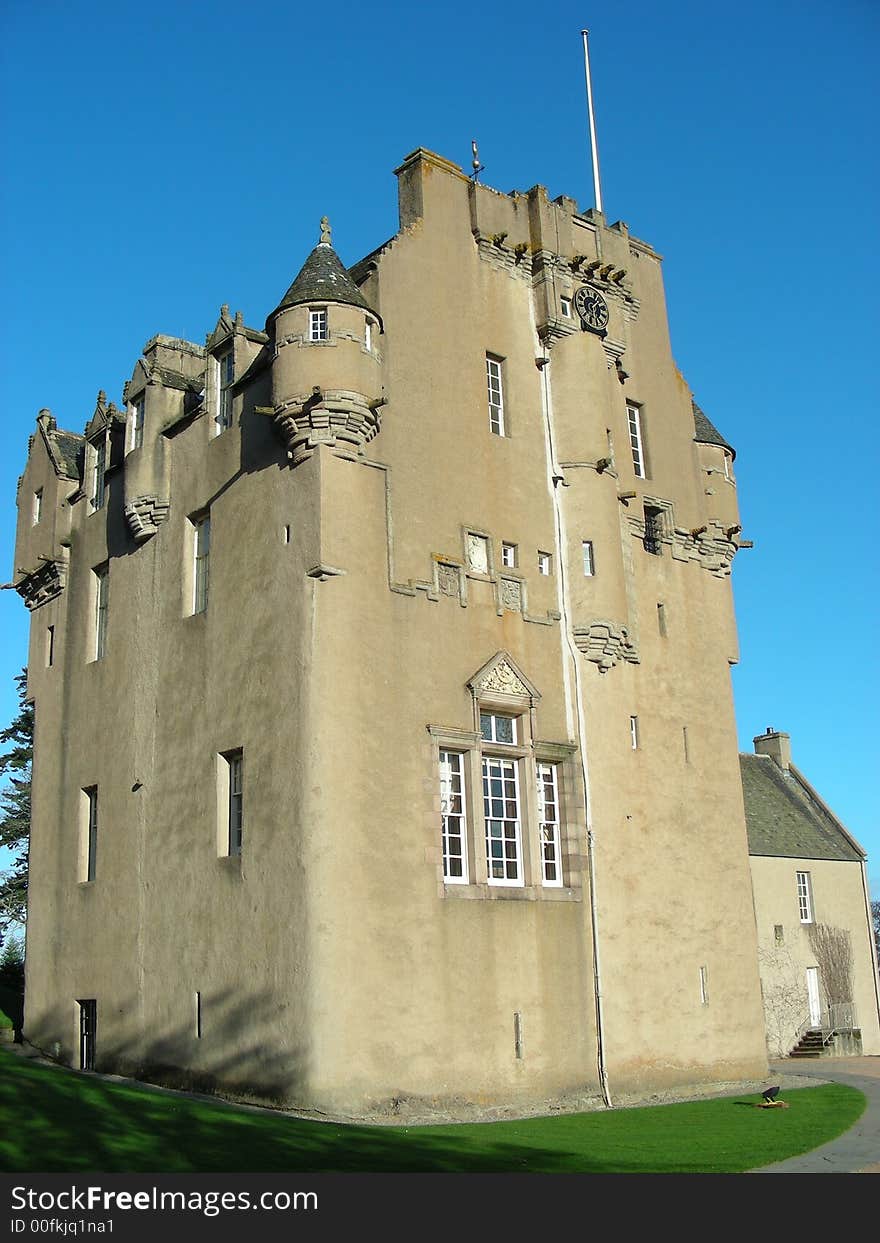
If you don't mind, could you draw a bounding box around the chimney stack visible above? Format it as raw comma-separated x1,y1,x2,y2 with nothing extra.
753,727,791,770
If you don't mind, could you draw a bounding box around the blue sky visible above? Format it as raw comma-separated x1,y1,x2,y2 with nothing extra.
1,0,878,890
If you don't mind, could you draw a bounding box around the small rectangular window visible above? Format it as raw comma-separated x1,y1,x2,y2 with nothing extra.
216,351,234,432
486,354,505,436
131,396,145,449
501,542,517,569
439,750,468,884
537,762,562,887
195,991,202,1039
643,505,664,556
83,786,98,882
283,524,291,544
46,625,55,668
32,489,42,525
193,515,211,614
92,440,107,510
225,751,243,856
582,540,595,576
365,318,374,351
94,565,108,660
560,297,572,318
630,715,639,749
797,871,813,923
538,551,552,576
309,309,328,341
480,712,517,745
627,402,645,479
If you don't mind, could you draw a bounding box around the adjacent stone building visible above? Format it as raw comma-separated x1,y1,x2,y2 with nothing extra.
743,730,880,1059
13,147,773,1114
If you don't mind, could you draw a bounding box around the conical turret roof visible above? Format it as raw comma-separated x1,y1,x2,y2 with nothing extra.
692,399,735,459
270,218,375,320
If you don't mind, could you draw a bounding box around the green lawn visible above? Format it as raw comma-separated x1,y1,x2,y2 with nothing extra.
0,1049,865,1174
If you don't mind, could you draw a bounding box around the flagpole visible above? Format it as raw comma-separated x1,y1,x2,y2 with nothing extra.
581,28,603,213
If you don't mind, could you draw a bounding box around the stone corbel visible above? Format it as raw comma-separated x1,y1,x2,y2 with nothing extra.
124,495,170,543
572,621,640,672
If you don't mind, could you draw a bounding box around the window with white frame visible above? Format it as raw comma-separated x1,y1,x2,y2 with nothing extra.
439,750,468,883
480,712,516,745
538,551,552,576
630,715,639,749
582,540,595,576
216,350,234,433
83,786,98,882
486,354,505,435
560,296,572,318
699,966,709,1005
501,542,518,569
131,395,145,449
627,402,645,479
797,871,813,924
482,753,522,885
365,318,374,351
537,762,562,887
192,514,210,614
224,750,243,856
94,564,108,660
32,489,42,525
309,308,328,341
91,439,107,510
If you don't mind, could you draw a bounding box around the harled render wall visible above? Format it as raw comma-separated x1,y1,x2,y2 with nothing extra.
15,146,769,1115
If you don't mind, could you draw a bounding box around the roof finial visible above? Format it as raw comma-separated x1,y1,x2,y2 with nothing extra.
319,216,332,245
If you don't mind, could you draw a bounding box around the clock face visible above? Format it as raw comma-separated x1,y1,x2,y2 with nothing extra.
574,285,609,333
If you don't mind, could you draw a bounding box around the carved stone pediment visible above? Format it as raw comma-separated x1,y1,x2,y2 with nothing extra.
467,651,540,702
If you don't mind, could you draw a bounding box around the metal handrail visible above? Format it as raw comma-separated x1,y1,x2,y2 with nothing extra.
796,1002,858,1042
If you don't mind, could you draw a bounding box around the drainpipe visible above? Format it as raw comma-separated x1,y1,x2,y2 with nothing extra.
536,340,612,1108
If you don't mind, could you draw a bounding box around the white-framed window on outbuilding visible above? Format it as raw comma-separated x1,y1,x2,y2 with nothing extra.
486,353,505,435
439,749,468,884
797,870,814,924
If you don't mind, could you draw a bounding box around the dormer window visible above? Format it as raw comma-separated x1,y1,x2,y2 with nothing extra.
130,395,145,450
216,350,234,433
309,309,328,342
91,439,106,510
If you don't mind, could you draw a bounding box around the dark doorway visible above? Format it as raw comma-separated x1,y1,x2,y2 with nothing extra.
78,999,97,1071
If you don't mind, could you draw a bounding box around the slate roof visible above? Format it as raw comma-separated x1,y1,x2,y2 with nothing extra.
48,429,84,480
740,754,863,862
692,399,735,459
273,243,374,317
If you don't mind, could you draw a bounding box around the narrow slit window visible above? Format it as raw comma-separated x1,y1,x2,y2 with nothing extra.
92,439,107,510
657,602,667,636
46,625,55,668
630,715,639,749
699,966,709,1006
193,515,211,614
83,786,98,882
216,350,234,432
226,751,243,856
797,871,813,924
32,489,42,525
94,565,108,660
131,395,145,449
582,540,595,576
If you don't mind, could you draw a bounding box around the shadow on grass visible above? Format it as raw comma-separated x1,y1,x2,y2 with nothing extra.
0,1051,866,1175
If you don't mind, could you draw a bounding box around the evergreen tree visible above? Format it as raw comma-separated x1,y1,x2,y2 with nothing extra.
0,670,32,938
